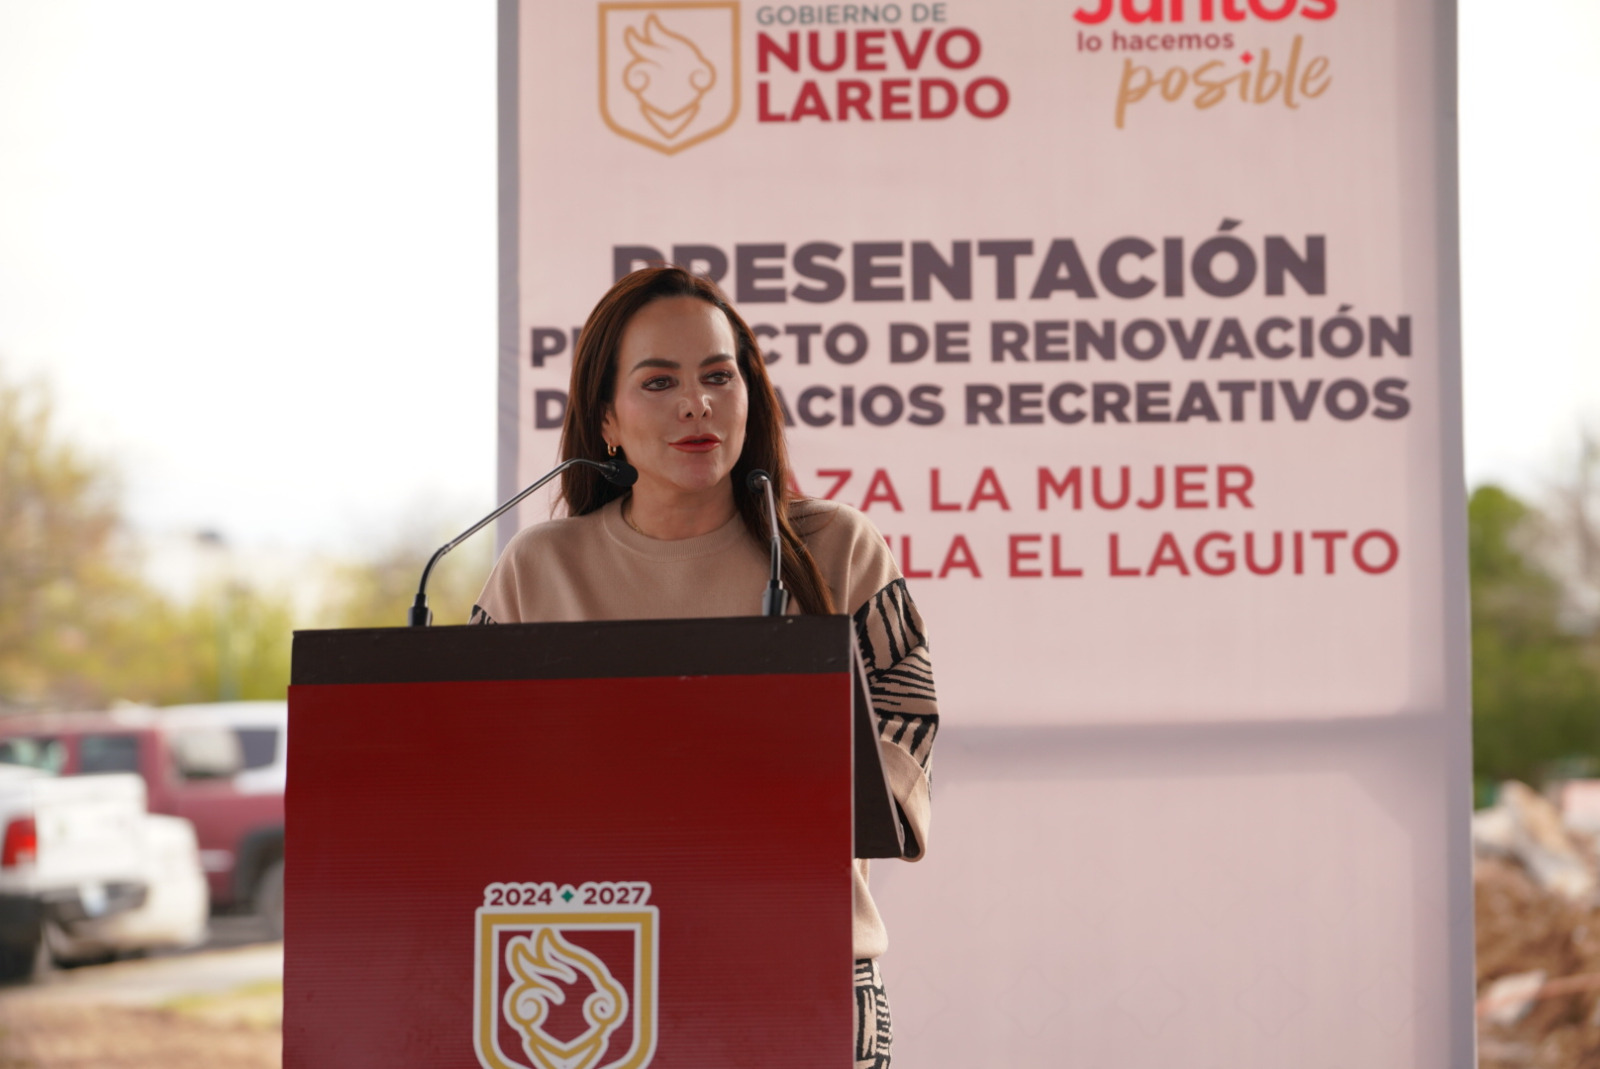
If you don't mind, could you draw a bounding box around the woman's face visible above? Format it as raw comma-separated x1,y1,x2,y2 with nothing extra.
601,295,748,501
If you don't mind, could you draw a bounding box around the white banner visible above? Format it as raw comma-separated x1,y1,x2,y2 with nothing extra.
502,0,1470,1063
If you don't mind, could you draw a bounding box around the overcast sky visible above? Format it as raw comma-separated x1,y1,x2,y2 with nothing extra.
0,1,1595,559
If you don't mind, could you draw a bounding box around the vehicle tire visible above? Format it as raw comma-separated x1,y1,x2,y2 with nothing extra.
0,924,47,984
256,858,285,941
55,946,114,969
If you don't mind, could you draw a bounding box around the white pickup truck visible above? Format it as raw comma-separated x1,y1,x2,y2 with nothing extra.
0,763,209,981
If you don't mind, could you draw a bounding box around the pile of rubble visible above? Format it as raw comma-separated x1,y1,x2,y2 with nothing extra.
1474,781,1600,1067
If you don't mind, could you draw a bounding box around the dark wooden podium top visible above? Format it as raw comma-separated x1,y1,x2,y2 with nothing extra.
292,615,853,685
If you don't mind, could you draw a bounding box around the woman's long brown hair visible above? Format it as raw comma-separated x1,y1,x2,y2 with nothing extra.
558,267,837,616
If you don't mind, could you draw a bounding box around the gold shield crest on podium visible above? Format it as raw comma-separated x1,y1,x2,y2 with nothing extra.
474,883,659,1069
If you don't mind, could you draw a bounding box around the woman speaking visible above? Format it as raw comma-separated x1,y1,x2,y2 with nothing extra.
470,266,936,1067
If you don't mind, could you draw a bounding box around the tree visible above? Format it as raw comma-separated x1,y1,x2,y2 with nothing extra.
1529,430,1600,629
0,367,294,710
0,368,133,707
1469,484,1600,785
319,532,493,630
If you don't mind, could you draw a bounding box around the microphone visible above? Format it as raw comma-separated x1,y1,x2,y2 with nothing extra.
601,458,638,489
745,469,789,617
409,456,637,626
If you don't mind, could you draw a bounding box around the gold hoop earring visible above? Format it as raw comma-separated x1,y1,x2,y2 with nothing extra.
608,443,618,457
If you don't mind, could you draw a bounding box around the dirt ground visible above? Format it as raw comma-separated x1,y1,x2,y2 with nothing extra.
0,1001,279,1069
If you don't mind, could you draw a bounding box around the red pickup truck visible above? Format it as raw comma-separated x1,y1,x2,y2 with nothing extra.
0,704,285,937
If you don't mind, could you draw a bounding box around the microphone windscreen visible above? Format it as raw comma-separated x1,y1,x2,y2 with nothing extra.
604,459,639,487
745,469,772,493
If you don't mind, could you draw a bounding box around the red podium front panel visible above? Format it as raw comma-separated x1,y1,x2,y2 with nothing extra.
286,618,856,1069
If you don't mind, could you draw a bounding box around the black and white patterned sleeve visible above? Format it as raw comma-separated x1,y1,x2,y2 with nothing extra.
853,578,937,860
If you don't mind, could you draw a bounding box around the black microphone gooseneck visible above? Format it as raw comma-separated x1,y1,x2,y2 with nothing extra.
409,457,638,626
745,469,789,617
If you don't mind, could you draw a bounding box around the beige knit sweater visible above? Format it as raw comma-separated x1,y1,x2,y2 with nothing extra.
471,496,937,959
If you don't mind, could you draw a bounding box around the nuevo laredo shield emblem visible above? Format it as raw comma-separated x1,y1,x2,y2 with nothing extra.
475,882,659,1069
599,2,740,155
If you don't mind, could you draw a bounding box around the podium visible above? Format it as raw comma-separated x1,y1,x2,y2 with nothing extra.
284,615,901,1069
